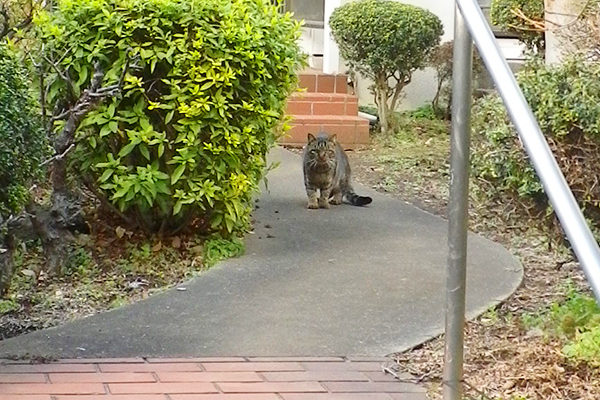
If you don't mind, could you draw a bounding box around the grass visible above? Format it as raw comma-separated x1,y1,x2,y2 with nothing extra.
352,105,450,214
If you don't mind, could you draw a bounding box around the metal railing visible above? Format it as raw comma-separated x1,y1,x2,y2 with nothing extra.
444,1,600,399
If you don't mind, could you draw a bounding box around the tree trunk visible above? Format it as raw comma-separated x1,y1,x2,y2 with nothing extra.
26,191,87,276
375,77,392,136
545,0,578,63
26,150,88,274
0,230,15,296
378,99,391,137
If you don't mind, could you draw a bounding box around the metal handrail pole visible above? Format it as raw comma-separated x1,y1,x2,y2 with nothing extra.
457,0,600,303
444,5,473,400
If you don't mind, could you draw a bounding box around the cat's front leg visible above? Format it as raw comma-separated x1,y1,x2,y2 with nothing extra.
319,187,331,209
306,187,319,209
330,186,342,205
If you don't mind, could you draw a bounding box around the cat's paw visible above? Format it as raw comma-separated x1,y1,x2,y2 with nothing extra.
319,200,330,209
307,201,319,209
329,198,342,205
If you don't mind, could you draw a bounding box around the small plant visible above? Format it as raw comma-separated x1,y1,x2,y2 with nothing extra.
521,286,600,366
203,236,245,268
330,0,443,136
490,0,545,52
563,327,600,366
0,299,19,314
409,105,438,121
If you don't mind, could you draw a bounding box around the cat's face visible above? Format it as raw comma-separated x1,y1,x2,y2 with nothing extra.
306,133,337,166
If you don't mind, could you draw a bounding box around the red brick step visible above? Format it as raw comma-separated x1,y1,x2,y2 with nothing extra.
283,69,371,149
286,93,359,117
281,115,369,150
298,69,348,94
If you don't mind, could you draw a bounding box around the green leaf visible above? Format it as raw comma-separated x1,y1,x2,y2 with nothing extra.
201,81,214,91
171,164,186,185
155,171,169,180
139,144,150,160
107,103,116,118
142,189,153,207
225,217,234,233
165,110,174,124
98,169,114,183
173,200,183,215
100,124,112,137
112,185,131,199
119,141,138,157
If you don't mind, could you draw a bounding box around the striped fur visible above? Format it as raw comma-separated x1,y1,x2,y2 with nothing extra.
303,132,372,209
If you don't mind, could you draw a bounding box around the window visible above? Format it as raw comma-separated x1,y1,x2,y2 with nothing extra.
281,0,325,29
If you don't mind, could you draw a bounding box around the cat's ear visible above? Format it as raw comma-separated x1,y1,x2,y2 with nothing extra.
328,134,338,143
307,133,316,143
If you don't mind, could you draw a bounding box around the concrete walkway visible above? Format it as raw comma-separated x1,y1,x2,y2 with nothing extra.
0,147,522,358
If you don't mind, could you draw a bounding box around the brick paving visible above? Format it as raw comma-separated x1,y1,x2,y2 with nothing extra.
0,357,427,399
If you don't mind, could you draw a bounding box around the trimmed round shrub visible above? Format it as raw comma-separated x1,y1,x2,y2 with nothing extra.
0,44,46,217
490,0,545,51
35,0,304,235
472,58,600,235
329,0,443,136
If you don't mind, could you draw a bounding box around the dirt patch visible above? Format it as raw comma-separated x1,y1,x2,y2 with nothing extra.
0,212,219,342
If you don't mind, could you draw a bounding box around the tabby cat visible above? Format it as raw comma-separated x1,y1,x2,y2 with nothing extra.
303,132,372,209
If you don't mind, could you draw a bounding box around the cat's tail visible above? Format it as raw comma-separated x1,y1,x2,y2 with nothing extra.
344,186,372,207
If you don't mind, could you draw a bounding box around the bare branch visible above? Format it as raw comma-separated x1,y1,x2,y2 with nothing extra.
44,55,77,101
390,73,410,112
40,143,75,167
50,108,72,123
52,56,130,153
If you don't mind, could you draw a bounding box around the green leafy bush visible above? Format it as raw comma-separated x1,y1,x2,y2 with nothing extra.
490,0,545,51
35,0,304,235
0,44,46,217
472,58,600,235
330,0,443,136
